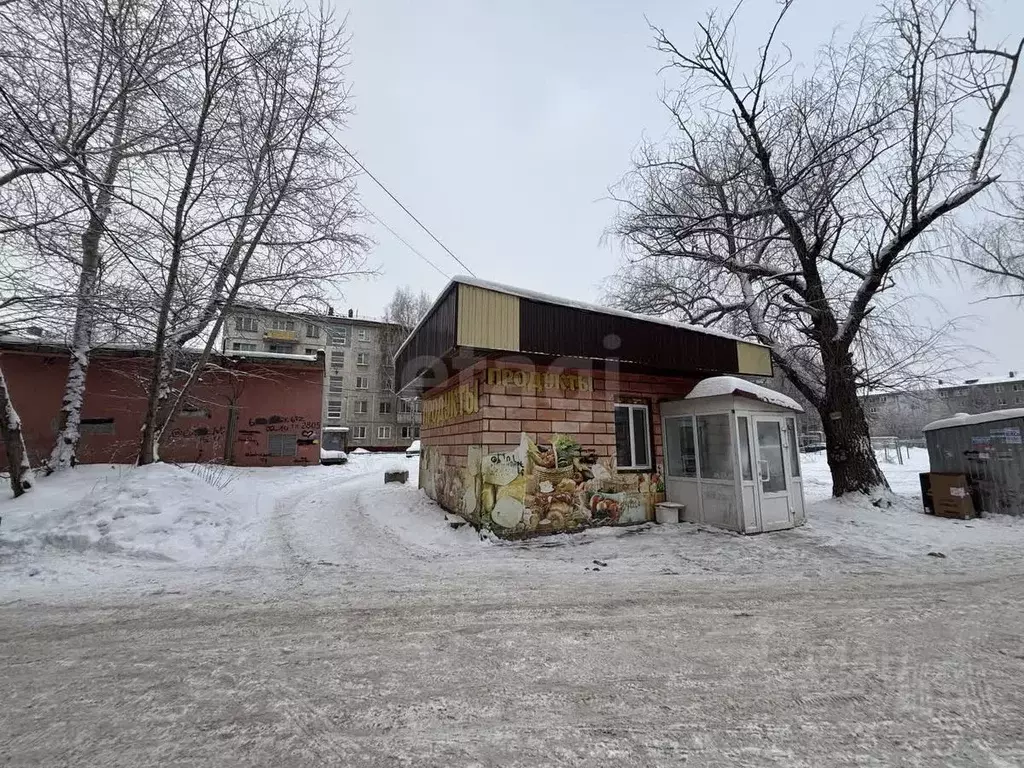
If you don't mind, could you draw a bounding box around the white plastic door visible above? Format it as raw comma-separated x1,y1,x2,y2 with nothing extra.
754,419,793,531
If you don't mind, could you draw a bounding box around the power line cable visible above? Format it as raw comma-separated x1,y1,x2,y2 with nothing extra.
365,208,450,280
205,8,476,278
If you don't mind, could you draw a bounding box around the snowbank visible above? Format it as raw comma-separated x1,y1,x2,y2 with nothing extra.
0,464,245,562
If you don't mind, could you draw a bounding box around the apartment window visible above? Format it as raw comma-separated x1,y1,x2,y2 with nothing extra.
382,376,394,392
379,401,392,415
268,434,297,457
232,342,257,351
353,426,367,439
613,403,651,470
330,327,348,346
305,323,320,338
869,407,879,414
1017,394,1023,404
304,347,318,356
414,426,420,438
378,425,392,440
329,376,344,393
355,376,369,389
354,400,368,414
327,400,342,419
357,328,369,342
235,315,257,332
399,399,417,414
270,318,295,331
267,344,293,353
994,384,1004,393
356,352,369,366
401,426,414,439
998,397,1007,406
1013,383,1023,392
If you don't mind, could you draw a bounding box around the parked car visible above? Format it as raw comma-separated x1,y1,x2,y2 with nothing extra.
319,448,348,466
405,439,421,458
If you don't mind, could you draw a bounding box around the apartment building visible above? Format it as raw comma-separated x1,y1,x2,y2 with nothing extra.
860,371,1023,439
221,305,421,452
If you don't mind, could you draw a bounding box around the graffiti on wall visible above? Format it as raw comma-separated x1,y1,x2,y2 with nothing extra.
238,414,321,464
421,432,662,538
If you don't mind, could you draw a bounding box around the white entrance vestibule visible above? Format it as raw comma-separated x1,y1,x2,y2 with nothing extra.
660,377,805,534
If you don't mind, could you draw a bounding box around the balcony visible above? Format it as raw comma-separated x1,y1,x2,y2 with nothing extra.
397,411,420,424
264,329,299,342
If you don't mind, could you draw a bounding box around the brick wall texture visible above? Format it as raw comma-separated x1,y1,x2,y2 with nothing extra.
420,361,698,474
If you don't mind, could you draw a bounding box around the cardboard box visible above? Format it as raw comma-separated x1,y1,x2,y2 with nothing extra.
927,472,978,519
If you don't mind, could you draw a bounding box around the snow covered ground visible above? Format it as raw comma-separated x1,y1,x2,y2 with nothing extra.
3,448,1024,765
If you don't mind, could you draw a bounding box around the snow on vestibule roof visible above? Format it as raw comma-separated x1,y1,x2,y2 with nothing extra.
923,408,1024,432
685,376,803,412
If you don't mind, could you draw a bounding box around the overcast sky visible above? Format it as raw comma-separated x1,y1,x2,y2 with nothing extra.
334,0,1023,379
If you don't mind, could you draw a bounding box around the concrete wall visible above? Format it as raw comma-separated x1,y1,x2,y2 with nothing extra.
418,360,699,537
0,348,324,468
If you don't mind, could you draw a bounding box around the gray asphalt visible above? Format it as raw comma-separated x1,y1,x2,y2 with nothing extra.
3,571,1024,767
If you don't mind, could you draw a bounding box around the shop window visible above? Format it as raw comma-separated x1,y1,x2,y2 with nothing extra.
235,315,257,332
80,417,115,435
232,342,257,351
737,416,753,481
664,416,696,477
354,400,368,414
353,426,367,439
378,425,392,439
357,352,369,366
379,401,392,414
305,323,320,338
613,403,651,470
268,434,297,457
696,414,734,481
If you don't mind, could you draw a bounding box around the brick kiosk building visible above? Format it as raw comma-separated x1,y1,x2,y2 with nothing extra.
395,277,777,537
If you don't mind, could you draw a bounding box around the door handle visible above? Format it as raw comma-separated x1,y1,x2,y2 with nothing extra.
758,459,770,482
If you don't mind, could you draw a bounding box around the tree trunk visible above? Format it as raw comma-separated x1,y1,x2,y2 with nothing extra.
819,346,889,496
0,358,33,497
138,342,175,465
46,254,98,473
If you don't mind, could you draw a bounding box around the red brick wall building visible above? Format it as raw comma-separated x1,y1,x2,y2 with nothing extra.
0,343,324,468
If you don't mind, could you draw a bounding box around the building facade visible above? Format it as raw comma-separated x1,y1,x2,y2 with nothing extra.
0,339,324,467
397,278,805,538
221,305,421,452
860,372,1024,439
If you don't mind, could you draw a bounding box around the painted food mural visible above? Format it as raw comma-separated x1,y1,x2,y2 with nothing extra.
424,432,662,538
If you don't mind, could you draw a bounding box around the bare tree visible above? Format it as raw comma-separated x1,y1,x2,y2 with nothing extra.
378,286,432,401
955,185,1024,301
132,2,365,464
611,0,1021,496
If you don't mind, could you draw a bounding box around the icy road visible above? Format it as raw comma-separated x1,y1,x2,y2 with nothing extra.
2,454,1024,766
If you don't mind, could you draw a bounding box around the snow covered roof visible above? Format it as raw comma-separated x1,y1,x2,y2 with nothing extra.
685,376,803,412
223,350,319,363
923,408,1024,431
452,276,756,344
935,374,1022,390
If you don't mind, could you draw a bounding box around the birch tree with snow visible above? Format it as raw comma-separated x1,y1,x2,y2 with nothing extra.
610,0,1022,496
128,1,365,465
1,0,182,473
